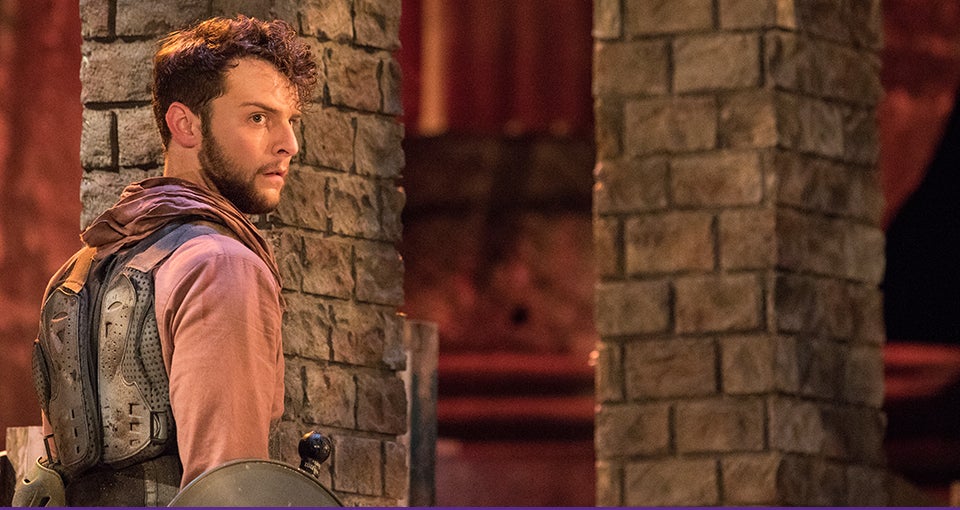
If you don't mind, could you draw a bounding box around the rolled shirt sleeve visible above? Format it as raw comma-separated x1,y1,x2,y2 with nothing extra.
154,233,284,487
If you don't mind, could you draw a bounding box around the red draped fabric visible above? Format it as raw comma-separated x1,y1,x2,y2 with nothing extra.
0,0,82,449
398,0,593,138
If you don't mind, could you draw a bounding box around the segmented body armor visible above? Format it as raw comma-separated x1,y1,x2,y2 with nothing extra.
31,222,217,482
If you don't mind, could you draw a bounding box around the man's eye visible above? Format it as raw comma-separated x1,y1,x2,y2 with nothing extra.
251,114,265,123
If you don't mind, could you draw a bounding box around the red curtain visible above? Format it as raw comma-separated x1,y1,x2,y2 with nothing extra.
398,0,593,138
0,0,82,448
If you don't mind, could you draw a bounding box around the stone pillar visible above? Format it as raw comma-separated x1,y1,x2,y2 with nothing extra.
79,0,406,505
593,0,885,505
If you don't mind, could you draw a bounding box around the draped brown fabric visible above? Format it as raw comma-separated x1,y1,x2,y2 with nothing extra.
81,177,281,286
398,0,593,138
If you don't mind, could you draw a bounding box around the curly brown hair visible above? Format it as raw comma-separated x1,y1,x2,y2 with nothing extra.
152,15,318,148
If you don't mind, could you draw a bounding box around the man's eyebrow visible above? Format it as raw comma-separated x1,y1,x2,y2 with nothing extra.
240,101,283,114
240,101,302,118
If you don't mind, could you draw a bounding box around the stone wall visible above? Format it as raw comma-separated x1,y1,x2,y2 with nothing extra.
593,0,886,505
78,0,407,505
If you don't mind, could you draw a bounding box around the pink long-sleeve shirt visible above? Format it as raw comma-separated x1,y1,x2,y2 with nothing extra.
154,230,284,487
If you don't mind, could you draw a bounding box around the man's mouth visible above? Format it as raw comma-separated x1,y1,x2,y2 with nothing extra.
262,166,287,179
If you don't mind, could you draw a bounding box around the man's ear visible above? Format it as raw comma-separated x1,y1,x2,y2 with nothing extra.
165,102,202,148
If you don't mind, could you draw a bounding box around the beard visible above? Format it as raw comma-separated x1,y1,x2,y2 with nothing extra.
198,129,280,215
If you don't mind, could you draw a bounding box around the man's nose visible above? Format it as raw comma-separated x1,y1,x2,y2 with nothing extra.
275,121,299,157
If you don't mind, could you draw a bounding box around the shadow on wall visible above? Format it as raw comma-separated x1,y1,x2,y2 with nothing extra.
884,87,960,343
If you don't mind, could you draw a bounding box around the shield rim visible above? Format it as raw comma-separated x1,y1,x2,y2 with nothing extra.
168,458,343,507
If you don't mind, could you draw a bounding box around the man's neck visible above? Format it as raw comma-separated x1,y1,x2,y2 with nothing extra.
162,147,207,190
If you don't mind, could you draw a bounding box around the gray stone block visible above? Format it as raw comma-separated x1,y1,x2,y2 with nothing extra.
354,241,403,306
625,212,714,274
329,301,388,366
593,216,620,278
624,338,717,398
623,0,713,35
383,440,408,499
593,41,669,96
80,0,111,39
117,107,163,167
720,335,776,394
332,435,382,494
593,157,669,214
594,280,670,336
381,59,403,116
721,452,782,505
595,403,670,457
301,0,353,42
275,164,329,232
671,151,763,207
302,362,355,427
719,91,778,149
328,173,381,238
355,372,406,434
674,33,761,92
115,0,207,36
301,234,354,299
719,208,776,270
355,114,404,177
675,274,763,333
624,458,719,506
302,106,354,172
379,183,405,243
595,342,624,402
843,345,884,406
355,0,401,50
282,292,333,361
675,397,765,452
325,44,382,112
593,0,622,39
80,108,113,169
80,40,155,104
625,97,717,156
768,396,825,454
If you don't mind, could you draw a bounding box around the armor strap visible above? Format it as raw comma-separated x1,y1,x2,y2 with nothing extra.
61,246,96,294
127,222,221,273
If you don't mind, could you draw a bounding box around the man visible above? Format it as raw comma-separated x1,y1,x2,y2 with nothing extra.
14,15,317,506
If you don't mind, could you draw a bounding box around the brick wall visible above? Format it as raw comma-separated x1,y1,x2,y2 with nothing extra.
593,0,886,505
78,0,407,505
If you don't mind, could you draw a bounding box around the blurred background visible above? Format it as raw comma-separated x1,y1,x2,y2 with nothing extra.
5,0,960,504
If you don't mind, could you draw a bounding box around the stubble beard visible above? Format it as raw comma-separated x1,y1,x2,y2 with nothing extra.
198,128,280,215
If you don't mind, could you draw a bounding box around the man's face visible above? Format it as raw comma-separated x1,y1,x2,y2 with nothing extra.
199,57,301,214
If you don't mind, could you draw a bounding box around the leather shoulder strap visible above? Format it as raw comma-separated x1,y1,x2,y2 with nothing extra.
61,247,97,294
126,222,222,273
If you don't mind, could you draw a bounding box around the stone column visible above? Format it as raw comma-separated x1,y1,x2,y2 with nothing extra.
593,0,885,505
79,0,406,505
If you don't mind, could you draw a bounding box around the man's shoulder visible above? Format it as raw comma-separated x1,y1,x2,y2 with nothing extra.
160,226,272,275
174,230,263,261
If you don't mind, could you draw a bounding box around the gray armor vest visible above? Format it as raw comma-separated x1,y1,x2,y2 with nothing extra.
31,222,217,482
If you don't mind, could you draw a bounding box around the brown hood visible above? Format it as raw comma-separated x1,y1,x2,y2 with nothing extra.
81,177,281,285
